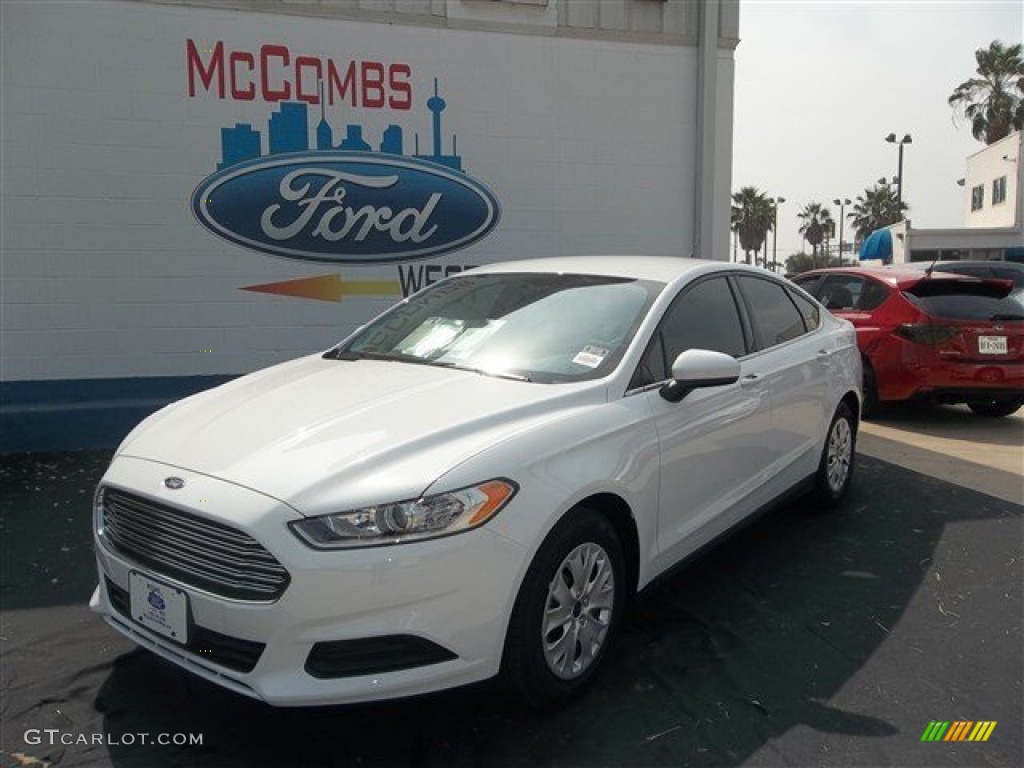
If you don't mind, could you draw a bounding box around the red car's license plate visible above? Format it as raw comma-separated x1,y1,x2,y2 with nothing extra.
978,335,1008,355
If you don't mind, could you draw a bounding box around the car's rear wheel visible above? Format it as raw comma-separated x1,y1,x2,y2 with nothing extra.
967,400,1022,418
811,402,856,509
502,509,624,708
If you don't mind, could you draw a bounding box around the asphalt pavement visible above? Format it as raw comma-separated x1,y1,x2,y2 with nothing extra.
1,409,1021,768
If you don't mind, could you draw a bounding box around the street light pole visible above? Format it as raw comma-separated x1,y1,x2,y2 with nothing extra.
885,133,912,210
833,197,851,263
772,196,785,272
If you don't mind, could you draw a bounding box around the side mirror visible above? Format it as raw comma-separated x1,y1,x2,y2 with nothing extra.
660,349,741,403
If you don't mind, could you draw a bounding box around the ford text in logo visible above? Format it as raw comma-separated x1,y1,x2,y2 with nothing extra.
192,154,498,264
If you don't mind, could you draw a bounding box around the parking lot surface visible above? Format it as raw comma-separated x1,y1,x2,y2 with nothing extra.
1,408,1021,768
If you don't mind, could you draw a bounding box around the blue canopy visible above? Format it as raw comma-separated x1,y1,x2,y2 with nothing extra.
859,229,893,262
1004,246,1024,263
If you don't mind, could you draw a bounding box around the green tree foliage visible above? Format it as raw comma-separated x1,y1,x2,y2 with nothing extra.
785,252,816,274
785,251,843,275
849,184,907,245
948,40,1024,145
731,187,775,265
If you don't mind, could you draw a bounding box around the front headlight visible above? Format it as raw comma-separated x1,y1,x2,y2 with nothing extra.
288,479,517,549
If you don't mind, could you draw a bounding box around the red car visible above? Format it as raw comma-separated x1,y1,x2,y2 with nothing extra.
791,267,1024,418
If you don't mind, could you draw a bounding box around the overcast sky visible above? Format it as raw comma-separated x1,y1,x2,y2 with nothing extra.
732,0,1024,257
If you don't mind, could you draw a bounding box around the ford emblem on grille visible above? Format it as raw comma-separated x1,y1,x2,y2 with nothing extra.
164,477,185,490
147,590,166,611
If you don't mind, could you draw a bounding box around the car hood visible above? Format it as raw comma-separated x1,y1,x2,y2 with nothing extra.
117,355,605,514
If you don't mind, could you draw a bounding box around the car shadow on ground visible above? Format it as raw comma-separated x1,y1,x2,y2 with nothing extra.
867,402,1023,448
2,451,1020,767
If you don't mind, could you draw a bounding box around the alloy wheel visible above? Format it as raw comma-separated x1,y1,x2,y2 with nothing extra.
826,416,853,494
541,542,615,680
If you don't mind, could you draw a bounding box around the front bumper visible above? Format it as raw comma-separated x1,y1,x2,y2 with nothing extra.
90,457,528,706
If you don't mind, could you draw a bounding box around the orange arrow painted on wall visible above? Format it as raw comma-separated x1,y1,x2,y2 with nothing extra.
241,274,401,303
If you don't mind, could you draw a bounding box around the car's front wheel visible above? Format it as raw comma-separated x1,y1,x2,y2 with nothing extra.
502,509,624,708
811,402,857,509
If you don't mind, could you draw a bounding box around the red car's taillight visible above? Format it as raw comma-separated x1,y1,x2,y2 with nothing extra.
894,323,961,346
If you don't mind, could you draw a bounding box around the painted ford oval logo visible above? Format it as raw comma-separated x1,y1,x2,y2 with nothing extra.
191,153,500,264
147,590,166,611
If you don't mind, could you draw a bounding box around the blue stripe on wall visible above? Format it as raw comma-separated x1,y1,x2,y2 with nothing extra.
1,375,238,455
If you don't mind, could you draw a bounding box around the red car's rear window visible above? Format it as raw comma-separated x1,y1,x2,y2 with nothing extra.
905,293,1024,322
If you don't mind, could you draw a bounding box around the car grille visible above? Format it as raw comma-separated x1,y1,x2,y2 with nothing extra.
99,488,290,602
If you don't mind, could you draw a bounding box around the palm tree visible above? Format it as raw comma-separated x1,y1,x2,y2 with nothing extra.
948,40,1024,145
796,202,834,267
731,187,775,265
823,218,836,262
849,184,907,245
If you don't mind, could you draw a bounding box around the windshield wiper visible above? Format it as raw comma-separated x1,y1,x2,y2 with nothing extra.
325,350,530,380
429,361,532,382
325,349,407,362
990,313,1024,322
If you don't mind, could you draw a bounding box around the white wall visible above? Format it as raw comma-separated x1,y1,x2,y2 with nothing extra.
1,0,717,384
963,131,1022,229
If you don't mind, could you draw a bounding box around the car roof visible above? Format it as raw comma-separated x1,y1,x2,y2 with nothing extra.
470,255,769,284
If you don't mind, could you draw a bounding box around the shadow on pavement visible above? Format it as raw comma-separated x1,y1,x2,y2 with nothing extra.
867,403,1023,449
2,453,1021,767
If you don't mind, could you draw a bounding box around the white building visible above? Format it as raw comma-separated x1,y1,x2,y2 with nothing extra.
885,130,1024,264
1,0,740,452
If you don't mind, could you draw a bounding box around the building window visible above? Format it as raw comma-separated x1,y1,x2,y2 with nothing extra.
971,184,984,211
993,175,1007,205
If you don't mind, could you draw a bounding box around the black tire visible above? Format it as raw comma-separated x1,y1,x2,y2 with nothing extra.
811,402,857,509
502,509,625,709
860,359,883,419
967,400,1021,418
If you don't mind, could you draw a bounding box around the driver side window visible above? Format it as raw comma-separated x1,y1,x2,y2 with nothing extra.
630,277,747,388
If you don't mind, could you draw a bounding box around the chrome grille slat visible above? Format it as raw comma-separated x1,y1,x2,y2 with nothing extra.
101,488,290,602
103,509,284,573
103,525,286,587
109,495,273,554
112,542,282,597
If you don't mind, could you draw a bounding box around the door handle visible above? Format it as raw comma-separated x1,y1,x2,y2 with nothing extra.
740,373,762,387
815,351,833,366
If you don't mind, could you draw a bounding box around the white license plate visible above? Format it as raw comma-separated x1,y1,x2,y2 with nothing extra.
978,335,1007,355
129,571,189,644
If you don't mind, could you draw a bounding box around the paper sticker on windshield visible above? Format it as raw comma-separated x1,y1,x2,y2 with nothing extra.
573,345,609,369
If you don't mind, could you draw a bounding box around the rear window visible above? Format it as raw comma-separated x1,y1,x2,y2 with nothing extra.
933,263,1024,290
906,293,1024,321
992,267,1024,289
906,279,1010,299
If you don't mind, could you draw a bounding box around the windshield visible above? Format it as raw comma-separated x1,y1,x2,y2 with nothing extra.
328,273,664,383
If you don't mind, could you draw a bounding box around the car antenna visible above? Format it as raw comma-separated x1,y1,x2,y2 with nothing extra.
924,251,942,278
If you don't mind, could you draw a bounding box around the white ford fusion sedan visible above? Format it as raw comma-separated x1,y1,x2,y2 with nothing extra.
90,256,861,707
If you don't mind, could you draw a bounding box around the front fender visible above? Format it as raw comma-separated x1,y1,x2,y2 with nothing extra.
425,394,660,586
